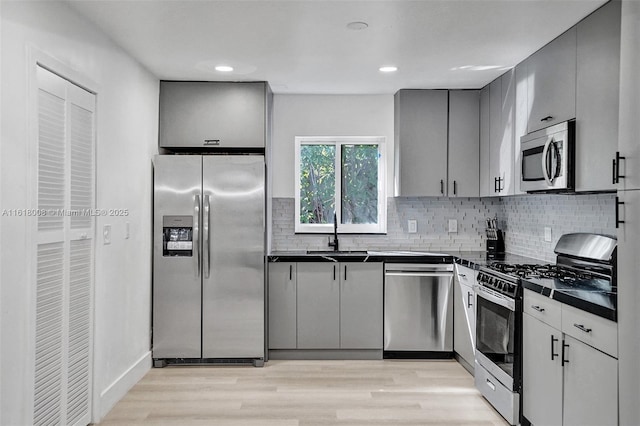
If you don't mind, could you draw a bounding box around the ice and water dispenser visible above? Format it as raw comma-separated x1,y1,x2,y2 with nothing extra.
162,216,193,257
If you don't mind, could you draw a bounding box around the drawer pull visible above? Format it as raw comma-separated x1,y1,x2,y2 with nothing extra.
531,305,545,313
486,379,496,391
574,323,592,333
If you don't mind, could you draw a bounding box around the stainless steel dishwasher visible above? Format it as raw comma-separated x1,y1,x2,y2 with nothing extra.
384,263,454,355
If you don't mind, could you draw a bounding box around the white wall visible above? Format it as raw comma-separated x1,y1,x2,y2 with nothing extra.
271,94,394,198
1,1,158,424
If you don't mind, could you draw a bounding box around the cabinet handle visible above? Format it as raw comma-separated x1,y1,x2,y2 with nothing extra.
344,265,347,281
486,378,496,391
573,323,592,334
551,335,559,361
561,341,569,366
614,151,626,184
541,115,553,122
531,305,545,313
440,179,444,195
616,196,625,229
467,291,473,308
453,180,457,196
333,265,336,281
612,158,617,185
494,177,498,193
499,177,504,192
204,139,220,146
289,264,292,281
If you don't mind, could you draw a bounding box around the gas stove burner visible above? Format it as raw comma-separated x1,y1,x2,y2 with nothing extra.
487,263,543,278
528,264,597,282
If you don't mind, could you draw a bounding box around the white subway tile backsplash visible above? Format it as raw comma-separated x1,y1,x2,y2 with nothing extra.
271,194,615,261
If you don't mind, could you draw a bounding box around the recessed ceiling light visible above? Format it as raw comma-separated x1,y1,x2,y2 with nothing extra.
215,65,234,72
347,21,368,30
379,66,398,73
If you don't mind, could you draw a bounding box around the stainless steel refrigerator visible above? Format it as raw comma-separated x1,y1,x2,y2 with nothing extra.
152,154,265,366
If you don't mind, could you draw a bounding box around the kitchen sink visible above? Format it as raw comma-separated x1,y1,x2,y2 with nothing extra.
306,250,368,255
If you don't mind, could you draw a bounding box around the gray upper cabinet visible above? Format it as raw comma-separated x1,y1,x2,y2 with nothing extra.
448,90,480,197
479,86,491,197
296,263,340,349
486,70,515,196
575,0,621,192
159,81,268,149
339,263,383,349
514,62,529,195
394,89,449,196
527,27,577,133
268,262,297,349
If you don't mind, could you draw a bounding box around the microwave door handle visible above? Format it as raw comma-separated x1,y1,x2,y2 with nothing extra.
542,136,553,186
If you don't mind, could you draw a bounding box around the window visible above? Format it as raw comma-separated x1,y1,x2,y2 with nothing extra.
295,136,386,233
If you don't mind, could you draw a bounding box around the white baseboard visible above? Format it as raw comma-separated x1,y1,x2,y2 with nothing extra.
94,351,151,422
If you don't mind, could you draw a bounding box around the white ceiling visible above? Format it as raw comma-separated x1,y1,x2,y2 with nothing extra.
67,0,606,94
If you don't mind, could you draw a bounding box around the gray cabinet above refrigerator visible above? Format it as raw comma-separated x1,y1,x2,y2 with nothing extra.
159,81,271,149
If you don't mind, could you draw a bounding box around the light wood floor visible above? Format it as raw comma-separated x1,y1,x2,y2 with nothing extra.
99,359,509,426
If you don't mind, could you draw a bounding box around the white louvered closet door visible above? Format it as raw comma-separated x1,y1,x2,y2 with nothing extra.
34,66,95,426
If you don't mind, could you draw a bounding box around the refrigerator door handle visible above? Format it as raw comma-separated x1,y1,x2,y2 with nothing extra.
194,194,201,277
203,195,211,278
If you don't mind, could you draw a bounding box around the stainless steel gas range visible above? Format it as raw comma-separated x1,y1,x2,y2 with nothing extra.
473,233,617,426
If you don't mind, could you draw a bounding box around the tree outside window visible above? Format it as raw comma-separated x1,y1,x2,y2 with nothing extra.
295,136,386,234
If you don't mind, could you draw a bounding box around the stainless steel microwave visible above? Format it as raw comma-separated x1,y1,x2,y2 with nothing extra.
520,121,574,192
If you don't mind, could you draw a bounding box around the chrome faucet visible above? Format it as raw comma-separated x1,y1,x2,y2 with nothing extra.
328,212,339,252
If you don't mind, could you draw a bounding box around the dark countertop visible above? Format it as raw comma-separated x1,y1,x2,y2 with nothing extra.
268,250,453,264
522,277,616,322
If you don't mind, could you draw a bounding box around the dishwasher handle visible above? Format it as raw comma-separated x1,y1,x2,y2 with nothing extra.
385,271,453,278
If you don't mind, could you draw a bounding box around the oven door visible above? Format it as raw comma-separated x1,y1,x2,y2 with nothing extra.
475,286,516,390
520,121,572,192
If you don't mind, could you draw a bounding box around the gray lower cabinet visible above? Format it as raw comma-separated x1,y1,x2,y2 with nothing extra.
453,264,476,371
269,261,383,351
296,263,341,349
522,313,563,426
268,262,297,349
522,289,618,426
339,263,383,349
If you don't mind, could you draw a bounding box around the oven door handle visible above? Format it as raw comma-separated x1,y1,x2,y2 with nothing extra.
542,136,554,186
474,285,515,311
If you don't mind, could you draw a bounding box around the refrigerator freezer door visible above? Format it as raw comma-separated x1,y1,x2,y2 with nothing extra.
202,155,265,358
153,155,203,358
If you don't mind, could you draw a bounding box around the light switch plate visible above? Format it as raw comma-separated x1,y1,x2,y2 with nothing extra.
103,224,111,245
448,219,458,233
408,219,417,233
544,226,552,242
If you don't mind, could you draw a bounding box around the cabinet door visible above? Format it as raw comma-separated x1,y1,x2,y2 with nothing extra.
575,0,621,192
514,62,528,195
522,313,563,426
527,28,577,133
448,90,480,197
297,263,340,349
616,189,640,425
563,335,618,426
479,86,492,197
489,77,502,196
394,90,448,196
159,81,265,149
617,2,640,191
268,263,297,349
453,278,475,368
499,70,515,195
339,263,383,349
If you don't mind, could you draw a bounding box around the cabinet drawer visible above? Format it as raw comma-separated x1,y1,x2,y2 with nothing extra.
524,289,562,329
561,303,618,357
455,264,477,286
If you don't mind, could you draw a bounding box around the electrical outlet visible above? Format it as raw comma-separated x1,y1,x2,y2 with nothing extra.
544,226,552,242
448,219,458,233
408,219,417,233
103,224,111,245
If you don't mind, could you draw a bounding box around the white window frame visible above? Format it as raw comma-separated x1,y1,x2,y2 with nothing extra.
294,136,386,234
